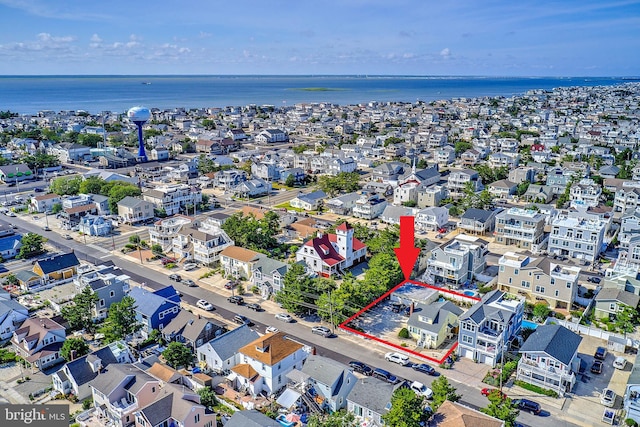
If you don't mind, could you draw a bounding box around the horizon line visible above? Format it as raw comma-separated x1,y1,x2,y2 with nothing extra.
0,74,638,79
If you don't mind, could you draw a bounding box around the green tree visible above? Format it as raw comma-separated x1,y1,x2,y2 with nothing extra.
151,244,163,255
454,140,473,155
50,176,82,195
197,386,217,409
292,144,309,154
275,262,313,313
61,287,99,333
201,119,216,130
532,303,551,320
614,305,638,333
79,176,106,195
51,203,63,214
317,172,361,196
129,235,141,245
307,410,356,427
23,153,60,171
60,338,90,362
481,392,519,427
162,342,193,369
516,181,530,196
108,183,142,213
381,387,429,427
285,173,296,187
431,376,461,411
78,133,104,148
18,233,46,259
100,296,142,342
221,212,278,251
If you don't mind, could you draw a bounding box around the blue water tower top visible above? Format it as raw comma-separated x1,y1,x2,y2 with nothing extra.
127,106,151,123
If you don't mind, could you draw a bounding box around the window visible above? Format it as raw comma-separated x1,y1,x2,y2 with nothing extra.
514,269,519,275
521,280,530,288
550,278,555,285
535,285,545,294
110,290,115,297
555,290,559,297
499,265,505,272
462,335,473,344
610,303,616,310
194,414,200,423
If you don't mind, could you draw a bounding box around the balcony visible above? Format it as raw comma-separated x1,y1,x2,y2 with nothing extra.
110,398,136,416
477,328,502,343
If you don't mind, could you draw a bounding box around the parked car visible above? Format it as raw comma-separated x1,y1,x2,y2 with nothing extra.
385,352,411,366
34,187,44,192
196,300,214,311
183,263,198,271
228,295,244,305
233,314,250,325
588,276,602,284
265,326,279,334
513,399,541,415
601,388,616,407
595,346,607,361
43,226,51,231
275,313,293,322
169,274,182,282
246,303,261,311
181,279,197,287
410,381,433,399
481,388,507,399
349,361,373,376
412,363,437,376
62,234,73,240
311,326,332,337
591,360,603,374
613,356,627,370
372,368,398,384
224,281,236,290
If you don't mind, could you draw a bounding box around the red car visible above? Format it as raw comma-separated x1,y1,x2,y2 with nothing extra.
481,388,507,399
438,228,447,233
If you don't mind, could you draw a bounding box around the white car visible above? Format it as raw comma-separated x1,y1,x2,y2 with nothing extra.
601,388,616,407
275,313,293,322
265,326,279,334
385,352,411,366
410,381,433,399
196,299,214,311
613,356,627,370
183,263,198,271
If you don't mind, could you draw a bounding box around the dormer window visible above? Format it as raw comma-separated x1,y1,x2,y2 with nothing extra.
256,344,269,353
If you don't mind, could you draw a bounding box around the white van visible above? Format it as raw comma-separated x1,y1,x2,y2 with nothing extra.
613,356,627,370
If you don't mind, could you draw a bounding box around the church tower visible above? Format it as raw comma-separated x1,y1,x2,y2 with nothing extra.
335,222,354,266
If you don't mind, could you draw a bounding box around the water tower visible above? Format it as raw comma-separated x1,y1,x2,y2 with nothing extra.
127,106,151,162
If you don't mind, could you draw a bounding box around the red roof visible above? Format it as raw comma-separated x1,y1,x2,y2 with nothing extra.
327,234,367,251
304,234,344,266
335,222,352,232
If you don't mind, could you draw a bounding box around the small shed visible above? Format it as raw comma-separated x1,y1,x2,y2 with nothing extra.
607,335,628,353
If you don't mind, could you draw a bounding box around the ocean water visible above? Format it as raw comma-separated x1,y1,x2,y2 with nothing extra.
0,75,627,115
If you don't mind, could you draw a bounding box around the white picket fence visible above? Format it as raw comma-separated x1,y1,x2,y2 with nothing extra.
551,318,626,342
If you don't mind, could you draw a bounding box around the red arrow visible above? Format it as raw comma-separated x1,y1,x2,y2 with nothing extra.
394,216,420,280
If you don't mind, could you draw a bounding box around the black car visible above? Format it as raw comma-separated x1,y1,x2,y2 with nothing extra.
169,274,182,282
34,187,44,192
591,360,603,374
513,398,541,415
588,276,602,284
228,295,245,305
595,346,607,361
412,363,437,376
246,303,261,311
349,361,373,376
372,368,398,384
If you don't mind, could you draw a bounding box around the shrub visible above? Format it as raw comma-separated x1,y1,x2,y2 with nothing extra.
164,263,176,269
625,418,638,427
514,380,558,398
398,328,410,339
82,398,93,410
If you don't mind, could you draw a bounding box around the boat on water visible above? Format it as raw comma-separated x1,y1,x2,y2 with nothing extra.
141,82,152,85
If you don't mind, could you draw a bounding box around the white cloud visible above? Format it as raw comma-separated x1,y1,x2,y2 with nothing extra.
37,32,75,43
440,47,451,59
90,34,102,43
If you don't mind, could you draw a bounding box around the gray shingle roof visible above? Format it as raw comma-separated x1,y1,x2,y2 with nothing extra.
459,290,514,326
199,324,259,361
595,288,640,308
461,208,494,223
225,409,281,427
117,196,147,208
347,377,396,415
519,324,582,366
301,355,349,391
407,301,463,334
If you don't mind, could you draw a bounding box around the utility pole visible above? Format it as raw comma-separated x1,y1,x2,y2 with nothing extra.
328,290,335,334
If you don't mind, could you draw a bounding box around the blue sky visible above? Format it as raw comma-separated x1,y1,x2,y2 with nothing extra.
0,0,638,76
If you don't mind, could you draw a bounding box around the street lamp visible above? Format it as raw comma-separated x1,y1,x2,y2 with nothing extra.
15,167,19,193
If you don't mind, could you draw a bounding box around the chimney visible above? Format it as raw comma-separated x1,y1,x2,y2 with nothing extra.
409,302,414,316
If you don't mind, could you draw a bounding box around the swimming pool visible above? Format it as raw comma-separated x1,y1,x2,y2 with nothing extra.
522,320,538,330
463,290,477,297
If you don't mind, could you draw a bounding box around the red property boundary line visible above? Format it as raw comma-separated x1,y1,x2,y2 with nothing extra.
338,279,481,364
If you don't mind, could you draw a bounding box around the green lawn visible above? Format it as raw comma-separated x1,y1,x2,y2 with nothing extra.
274,202,305,212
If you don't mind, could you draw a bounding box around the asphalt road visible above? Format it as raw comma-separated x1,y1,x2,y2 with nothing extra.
0,213,579,427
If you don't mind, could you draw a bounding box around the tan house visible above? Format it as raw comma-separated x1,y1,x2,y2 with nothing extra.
220,246,263,280
498,252,580,309
12,317,66,371
431,401,504,427
117,196,155,224
90,363,162,427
